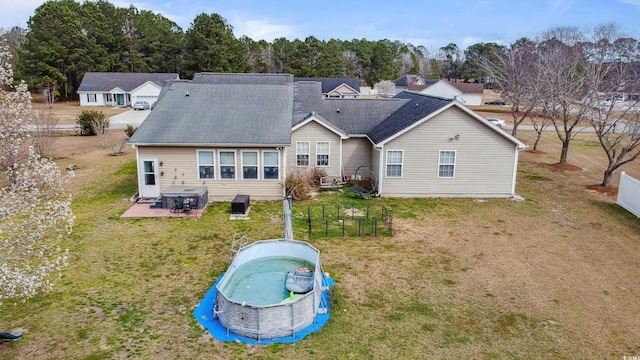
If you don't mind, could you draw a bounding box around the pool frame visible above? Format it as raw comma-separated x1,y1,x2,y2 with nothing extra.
214,239,326,340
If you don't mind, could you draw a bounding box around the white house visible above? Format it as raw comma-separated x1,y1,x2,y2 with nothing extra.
77,72,179,107
418,80,484,105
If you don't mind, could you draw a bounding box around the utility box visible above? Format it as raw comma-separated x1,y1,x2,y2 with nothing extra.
231,195,250,214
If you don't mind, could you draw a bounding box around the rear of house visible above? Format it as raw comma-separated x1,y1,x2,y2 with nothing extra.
375,106,521,197
128,74,525,208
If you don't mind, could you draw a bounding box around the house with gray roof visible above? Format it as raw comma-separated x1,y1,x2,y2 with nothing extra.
77,72,179,107
128,73,525,202
294,77,361,98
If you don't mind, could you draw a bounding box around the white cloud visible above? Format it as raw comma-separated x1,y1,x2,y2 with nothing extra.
233,19,297,41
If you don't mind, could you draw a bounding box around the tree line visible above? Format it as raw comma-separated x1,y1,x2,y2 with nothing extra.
2,0,500,100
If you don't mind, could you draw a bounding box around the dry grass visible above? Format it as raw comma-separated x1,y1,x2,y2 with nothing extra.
1,109,639,359
32,95,128,126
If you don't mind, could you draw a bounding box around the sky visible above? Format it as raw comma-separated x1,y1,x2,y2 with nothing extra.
2,0,640,53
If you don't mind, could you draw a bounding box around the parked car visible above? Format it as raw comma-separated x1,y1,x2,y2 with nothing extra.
484,99,506,105
486,117,506,128
133,101,150,110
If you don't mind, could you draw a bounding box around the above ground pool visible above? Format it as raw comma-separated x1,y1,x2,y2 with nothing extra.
211,239,330,341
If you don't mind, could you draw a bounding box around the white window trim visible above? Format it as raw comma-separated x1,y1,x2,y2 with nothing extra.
437,150,457,178
87,93,97,103
218,150,237,180
296,141,310,167
316,141,330,167
197,149,215,180
385,149,403,178
241,150,259,180
262,150,280,181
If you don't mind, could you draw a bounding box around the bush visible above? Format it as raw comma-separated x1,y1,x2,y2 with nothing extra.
76,110,109,136
285,170,313,200
309,167,327,186
124,124,137,138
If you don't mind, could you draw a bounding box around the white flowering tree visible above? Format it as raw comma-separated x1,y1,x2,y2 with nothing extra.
0,39,74,301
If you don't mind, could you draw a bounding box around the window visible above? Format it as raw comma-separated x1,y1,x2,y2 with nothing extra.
242,151,258,180
219,151,236,179
143,160,156,185
296,142,309,166
386,150,403,177
438,150,456,178
106,93,113,102
263,151,279,180
197,150,215,179
316,142,330,167
87,94,97,103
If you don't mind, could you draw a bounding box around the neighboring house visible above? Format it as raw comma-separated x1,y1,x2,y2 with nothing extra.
394,75,485,105
128,73,525,203
294,77,361,98
394,75,437,93
417,80,484,105
77,72,179,107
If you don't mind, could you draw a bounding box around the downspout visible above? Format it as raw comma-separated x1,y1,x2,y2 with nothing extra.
133,145,141,197
374,145,383,197
511,144,521,196
339,137,343,178
282,146,288,198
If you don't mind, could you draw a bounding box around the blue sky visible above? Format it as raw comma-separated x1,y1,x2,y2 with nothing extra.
2,0,639,53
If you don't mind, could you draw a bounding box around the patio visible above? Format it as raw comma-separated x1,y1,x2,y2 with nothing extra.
120,201,207,219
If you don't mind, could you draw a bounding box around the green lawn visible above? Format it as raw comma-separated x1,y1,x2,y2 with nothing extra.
1,138,639,359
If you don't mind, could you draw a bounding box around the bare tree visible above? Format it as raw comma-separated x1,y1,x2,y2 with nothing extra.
529,112,553,151
374,80,396,98
582,24,640,186
261,43,277,74
478,37,539,137
535,26,592,164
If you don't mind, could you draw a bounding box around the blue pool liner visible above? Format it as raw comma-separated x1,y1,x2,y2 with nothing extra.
193,273,334,344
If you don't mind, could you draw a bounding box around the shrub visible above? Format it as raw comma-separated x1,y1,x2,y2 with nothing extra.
309,167,327,186
285,170,313,200
124,124,137,138
76,110,109,136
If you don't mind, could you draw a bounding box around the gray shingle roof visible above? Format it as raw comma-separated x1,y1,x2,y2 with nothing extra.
367,91,453,144
193,72,293,85
77,72,178,92
293,81,407,135
294,77,360,93
129,82,293,146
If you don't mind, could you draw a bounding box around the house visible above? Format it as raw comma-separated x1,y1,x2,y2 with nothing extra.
394,75,437,92
128,73,525,203
394,75,485,105
294,77,361,98
417,80,485,105
77,72,179,107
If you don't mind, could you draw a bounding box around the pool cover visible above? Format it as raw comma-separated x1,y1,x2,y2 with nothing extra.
193,273,334,344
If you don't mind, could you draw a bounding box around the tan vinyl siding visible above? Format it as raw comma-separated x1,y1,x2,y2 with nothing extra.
289,121,341,177
137,146,284,201
342,138,373,177
381,107,517,197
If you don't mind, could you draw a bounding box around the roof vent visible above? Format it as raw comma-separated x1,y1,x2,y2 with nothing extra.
415,103,419,107
337,108,340,113
186,91,189,97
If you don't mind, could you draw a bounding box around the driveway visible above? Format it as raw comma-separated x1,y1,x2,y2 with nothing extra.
109,109,150,129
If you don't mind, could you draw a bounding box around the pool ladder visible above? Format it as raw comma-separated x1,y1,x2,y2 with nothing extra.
229,234,249,264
